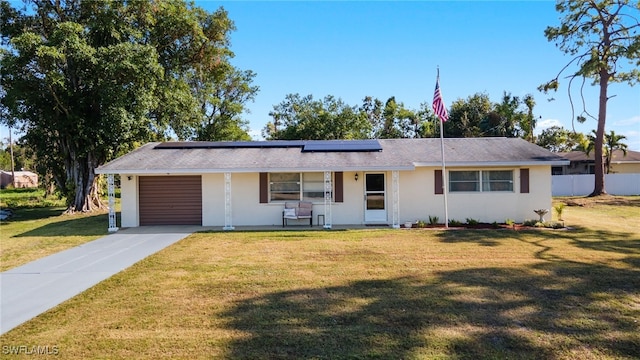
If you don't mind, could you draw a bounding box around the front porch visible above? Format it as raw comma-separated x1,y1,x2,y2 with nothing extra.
104,171,403,232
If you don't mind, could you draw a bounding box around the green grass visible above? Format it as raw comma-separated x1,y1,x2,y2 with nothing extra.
0,195,639,359
1,188,116,271
1,187,66,209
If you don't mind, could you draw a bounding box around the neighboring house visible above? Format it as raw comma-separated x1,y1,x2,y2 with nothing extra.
95,138,568,229
554,149,640,175
0,170,39,189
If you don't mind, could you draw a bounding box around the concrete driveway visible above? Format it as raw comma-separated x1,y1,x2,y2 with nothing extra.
0,226,200,335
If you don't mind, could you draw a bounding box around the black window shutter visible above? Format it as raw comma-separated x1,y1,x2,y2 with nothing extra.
335,172,344,203
259,172,268,203
520,169,530,193
435,170,443,194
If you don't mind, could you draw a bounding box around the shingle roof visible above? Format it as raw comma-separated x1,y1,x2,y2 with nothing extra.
95,138,569,174
560,149,640,163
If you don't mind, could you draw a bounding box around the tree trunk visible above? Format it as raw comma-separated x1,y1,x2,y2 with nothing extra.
64,148,105,213
589,69,609,197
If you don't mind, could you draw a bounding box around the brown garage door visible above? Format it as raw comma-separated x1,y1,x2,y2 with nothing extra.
139,176,202,225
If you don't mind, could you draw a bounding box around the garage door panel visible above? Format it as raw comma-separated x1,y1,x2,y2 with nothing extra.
139,176,202,225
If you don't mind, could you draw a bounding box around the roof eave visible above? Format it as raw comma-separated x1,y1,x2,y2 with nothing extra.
414,160,570,167
95,165,415,175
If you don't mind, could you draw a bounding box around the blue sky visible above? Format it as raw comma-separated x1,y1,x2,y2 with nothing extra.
2,1,638,151
205,0,640,150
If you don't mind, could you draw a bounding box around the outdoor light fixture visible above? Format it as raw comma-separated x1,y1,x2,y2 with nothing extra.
355,173,359,181
127,176,132,181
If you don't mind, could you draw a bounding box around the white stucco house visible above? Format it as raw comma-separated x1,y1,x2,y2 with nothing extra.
95,138,569,230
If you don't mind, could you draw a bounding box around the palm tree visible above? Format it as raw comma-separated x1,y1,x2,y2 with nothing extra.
604,131,628,174
523,94,536,143
586,130,628,174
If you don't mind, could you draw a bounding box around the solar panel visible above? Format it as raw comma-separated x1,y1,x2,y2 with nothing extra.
302,140,382,152
154,140,382,152
154,141,306,149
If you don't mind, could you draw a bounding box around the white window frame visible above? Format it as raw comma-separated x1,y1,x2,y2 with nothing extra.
269,172,333,202
269,172,300,201
449,170,514,193
449,171,480,192
482,170,514,192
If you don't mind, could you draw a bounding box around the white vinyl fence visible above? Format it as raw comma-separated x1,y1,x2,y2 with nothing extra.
552,174,640,196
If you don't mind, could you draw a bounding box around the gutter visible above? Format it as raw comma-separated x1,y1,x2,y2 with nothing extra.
94,165,415,175
413,160,570,167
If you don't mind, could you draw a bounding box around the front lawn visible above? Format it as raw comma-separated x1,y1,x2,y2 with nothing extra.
0,188,116,271
1,196,638,359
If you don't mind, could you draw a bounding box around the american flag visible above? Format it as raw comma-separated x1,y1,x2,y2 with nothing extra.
432,76,448,122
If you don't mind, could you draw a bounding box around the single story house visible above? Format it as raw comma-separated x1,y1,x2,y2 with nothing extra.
554,149,640,175
95,138,569,229
0,170,39,189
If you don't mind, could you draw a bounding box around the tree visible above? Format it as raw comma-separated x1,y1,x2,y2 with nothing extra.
1,0,255,211
585,129,628,173
359,96,384,137
539,0,640,196
263,94,371,140
536,126,588,152
603,130,628,173
523,94,537,142
414,102,440,138
445,93,492,137
481,92,527,138
192,67,258,141
0,139,35,172
378,97,419,139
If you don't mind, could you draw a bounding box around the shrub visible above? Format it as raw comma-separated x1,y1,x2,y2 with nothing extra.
428,215,439,225
448,219,463,227
523,219,538,227
554,203,566,221
466,218,479,226
505,218,515,226
544,221,565,229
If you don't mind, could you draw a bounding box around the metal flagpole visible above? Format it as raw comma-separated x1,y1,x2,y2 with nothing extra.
434,67,449,228
439,118,449,228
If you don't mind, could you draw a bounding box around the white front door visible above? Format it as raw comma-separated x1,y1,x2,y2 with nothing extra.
364,173,386,222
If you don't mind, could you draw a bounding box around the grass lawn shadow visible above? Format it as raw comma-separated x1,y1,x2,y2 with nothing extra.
436,227,640,257
219,256,640,359
11,212,112,237
219,276,541,359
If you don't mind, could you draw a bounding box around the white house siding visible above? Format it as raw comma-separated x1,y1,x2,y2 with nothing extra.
330,171,364,225
203,171,378,227
201,173,224,226
120,174,139,227
611,163,640,174
229,173,283,226
444,166,551,223
118,166,552,228
397,168,433,224
396,166,552,224
207,173,342,227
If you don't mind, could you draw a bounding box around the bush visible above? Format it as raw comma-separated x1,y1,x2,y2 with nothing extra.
544,221,565,229
448,219,463,227
466,218,479,226
554,203,566,220
0,188,65,209
428,215,439,225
